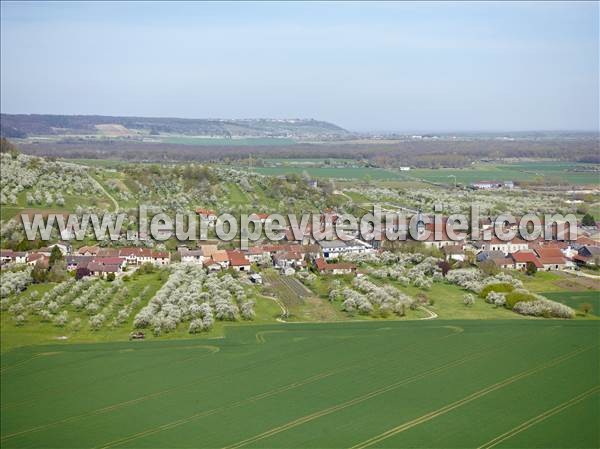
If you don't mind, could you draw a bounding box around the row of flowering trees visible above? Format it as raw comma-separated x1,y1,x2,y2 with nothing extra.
0,267,32,299
133,265,255,336
345,184,578,216
337,277,415,317
0,153,100,206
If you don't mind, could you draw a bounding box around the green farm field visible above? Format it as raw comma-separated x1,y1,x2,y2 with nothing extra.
246,161,599,185
160,137,297,146
410,162,599,186
1,320,598,449
250,166,402,180
544,291,600,316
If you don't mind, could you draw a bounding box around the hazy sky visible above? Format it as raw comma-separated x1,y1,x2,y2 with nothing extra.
1,1,598,132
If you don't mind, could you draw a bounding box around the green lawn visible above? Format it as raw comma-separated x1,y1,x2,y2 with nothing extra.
1,320,598,448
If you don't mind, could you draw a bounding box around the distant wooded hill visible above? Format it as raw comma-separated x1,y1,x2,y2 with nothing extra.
0,114,350,139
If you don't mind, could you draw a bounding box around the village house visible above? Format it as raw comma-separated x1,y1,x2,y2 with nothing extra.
27,253,50,268
96,247,170,266
493,257,515,269
0,250,29,265
77,246,99,256
66,255,93,271
0,249,15,265
203,258,223,272
573,245,600,267
510,251,543,270
533,247,568,271
442,245,466,262
37,242,71,257
13,251,28,264
421,230,466,249
226,251,251,272
86,257,127,277
315,258,357,275
246,245,271,263
476,250,506,263
473,237,529,255
209,249,230,269
318,239,373,260
272,251,305,271
178,247,204,264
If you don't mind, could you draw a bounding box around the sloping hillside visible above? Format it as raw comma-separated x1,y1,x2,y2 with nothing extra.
0,114,350,139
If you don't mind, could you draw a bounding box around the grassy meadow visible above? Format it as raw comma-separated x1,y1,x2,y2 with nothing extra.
1,320,598,449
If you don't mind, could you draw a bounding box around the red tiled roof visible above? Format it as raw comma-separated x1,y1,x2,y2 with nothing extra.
273,251,303,261
87,261,120,273
534,247,566,265
315,258,356,271
211,250,229,263
77,246,99,255
196,208,216,216
534,247,564,259
510,251,543,268
97,248,119,257
152,251,170,259
226,251,250,266
577,236,600,247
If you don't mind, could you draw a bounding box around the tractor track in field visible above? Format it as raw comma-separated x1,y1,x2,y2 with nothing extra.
349,345,596,449
477,385,600,449
93,368,346,449
220,332,574,449
14,324,463,447
0,346,219,411
93,325,468,449
2,325,564,447
1,331,363,442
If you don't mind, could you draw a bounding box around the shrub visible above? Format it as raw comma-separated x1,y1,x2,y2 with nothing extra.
188,319,205,334
513,299,574,319
89,313,106,331
579,303,593,315
240,301,255,320
479,259,500,276
54,311,69,327
463,293,475,307
480,283,515,299
505,289,538,309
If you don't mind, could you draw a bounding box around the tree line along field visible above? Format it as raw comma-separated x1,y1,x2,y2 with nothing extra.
1,320,598,449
